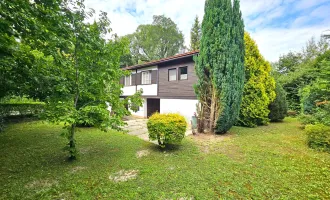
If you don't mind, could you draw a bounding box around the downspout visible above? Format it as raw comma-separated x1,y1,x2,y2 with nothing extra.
135,69,138,93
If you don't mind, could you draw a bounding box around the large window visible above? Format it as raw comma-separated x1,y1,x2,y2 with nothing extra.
142,71,151,84
179,67,188,80
168,68,177,81
124,75,131,86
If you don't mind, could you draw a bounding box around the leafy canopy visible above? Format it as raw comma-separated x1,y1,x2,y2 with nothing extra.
125,15,185,64
0,0,142,159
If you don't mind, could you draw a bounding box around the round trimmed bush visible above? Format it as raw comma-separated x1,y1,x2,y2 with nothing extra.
147,113,187,148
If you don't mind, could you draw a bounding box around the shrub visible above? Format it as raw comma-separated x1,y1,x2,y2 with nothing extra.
299,114,318,126
147,113,187,148
305,124,330,153
0,115,4,133
299,102,330,126
237,33,276,128
0,103,44,117
287,110,298,117
268,83,288,122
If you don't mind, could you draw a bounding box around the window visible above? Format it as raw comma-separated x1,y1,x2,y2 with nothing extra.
168,68,177,81
142,71,151,84
179,67,188,80
125,75,131,86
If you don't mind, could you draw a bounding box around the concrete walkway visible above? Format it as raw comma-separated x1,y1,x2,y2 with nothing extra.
123,118,193,143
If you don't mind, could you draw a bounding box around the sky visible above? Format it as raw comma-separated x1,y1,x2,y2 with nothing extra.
84,0,330,62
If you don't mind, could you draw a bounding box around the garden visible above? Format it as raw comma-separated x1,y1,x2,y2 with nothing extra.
1,0,330,199
1,118,329,199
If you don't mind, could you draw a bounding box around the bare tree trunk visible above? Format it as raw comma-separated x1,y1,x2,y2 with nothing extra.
209,89,216,134
197,103,204,133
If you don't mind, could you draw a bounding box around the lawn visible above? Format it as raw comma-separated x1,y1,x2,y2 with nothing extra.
0,118,329,199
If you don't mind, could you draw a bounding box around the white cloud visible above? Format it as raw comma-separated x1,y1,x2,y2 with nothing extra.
251,24,329,61
84,0,330,62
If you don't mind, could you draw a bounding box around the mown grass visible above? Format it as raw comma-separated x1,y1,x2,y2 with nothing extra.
0,118,329,199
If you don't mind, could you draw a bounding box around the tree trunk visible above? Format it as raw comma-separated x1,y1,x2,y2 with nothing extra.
68,123,77,160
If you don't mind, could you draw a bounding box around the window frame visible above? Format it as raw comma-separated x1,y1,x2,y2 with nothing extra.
141,71,151,85
168,68,177,82
124,74,132,86
179,66,188,80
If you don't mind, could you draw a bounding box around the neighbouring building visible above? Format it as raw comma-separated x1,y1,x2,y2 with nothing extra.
120,50,199,121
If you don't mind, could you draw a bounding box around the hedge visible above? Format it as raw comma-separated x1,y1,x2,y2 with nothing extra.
0,103,45,117
305,124,330,153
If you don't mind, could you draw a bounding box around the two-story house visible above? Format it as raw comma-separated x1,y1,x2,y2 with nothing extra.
120,50,199,121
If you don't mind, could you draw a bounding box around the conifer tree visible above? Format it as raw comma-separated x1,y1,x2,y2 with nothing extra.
195,0,245,134
190,16,201,51
269,82,288,122
237,32,276,127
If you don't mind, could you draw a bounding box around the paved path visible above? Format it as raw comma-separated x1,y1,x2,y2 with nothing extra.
123,118,192,143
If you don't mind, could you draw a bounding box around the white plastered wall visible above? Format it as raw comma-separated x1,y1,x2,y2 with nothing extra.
160,99,198,122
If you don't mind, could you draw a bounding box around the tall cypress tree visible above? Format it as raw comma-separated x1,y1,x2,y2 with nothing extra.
190,16,201,51
195,0,245,134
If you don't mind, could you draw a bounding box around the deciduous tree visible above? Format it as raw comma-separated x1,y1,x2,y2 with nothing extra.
0,0,142,159
127,15,185,64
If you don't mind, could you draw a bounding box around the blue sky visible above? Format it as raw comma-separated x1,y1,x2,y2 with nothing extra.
85,0,330,61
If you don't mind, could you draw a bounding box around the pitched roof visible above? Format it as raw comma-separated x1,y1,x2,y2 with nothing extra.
122,50,200,70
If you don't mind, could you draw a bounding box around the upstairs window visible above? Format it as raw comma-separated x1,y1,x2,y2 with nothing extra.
168,68,177,81
179,67,188,80
142,71,151,84
125,75,131,86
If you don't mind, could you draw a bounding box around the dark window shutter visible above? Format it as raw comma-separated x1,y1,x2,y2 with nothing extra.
131,74,136,85
151,70,157,84
120,76,125,85
136,72,141,85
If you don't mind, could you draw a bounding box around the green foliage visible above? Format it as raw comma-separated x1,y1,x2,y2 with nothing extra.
0,103,44,117
190,16,201,51
0,116,4,132
1,1,142,159
126,15,185,64
299,103,330,126
147,113,187,148
237,32,276,127
0,0,70,100
268,82,288,122
196,0,245,133
305,124,330,153
275,38,330,112
300,60,330,114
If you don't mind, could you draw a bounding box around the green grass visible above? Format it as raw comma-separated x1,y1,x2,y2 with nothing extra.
0,118,329,199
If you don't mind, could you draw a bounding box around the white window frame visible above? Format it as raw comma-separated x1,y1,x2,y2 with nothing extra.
125,75,131,86
168,68,177,81
141,71,151,85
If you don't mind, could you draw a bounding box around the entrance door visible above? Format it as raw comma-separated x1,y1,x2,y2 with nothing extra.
147,98,160,118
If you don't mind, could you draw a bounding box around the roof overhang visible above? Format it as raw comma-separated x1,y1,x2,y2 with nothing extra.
122,50,199,70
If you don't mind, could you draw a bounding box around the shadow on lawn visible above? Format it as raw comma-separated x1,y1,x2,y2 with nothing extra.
148,143,183,153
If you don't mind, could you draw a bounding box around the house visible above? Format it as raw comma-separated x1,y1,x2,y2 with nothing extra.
120,50,199,121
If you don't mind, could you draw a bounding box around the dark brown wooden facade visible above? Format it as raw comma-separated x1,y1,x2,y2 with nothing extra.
121,51,198,99
158,57,197,99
